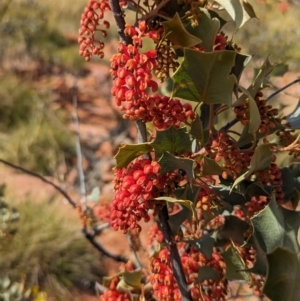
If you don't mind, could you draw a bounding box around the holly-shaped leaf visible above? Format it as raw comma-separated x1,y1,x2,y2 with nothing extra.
290,188,300,210
230,52,252,82
174,184,201,204
263,248,300,301
202,156,224,176
185,8,220,52
168,207,191,235
198,266,219,282
122,269,143,289
237,57,274,105
237,118,283,147
172,49,236,105
162,13,202,48
231,143,273,191
214,0,257,29
251,196,300,254
222,243,252,281
114,143,152,168
217,215,250,245
151,126,192,157
155,196,197,222
158,151,195,183
186,234,215,259
236,85,261,134
211,184,247,205
190,114,204,143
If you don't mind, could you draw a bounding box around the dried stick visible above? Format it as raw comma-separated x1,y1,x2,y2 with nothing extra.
266,78,300,102
72,83,87,211
0,158,129,263
158,206,192,301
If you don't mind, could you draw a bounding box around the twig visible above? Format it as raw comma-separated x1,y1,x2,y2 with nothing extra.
140,0,171,21
0,158,129,263
0,158,77,208
109,0,132,45
91,222,111,237
127,234,143,269
266,78,300,102
158,206,192,301
82,227,129,263
220,117,238,132
72,83,87,211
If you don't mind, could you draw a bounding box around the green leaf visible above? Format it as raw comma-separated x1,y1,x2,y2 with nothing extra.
172,49,236,105
114,143,152,168
290,188,300,210
186,234,215,259
155,196,197,222
202,156,224,176
251,196,300,254
222,244,252,281
237,118,283,147
122,269,143,289
198,266,219,282
217,215,250,245
231,143,273,191
158,151,195,183
244,235,267,276
162,13,202,48
237,57,274,104
231,52,252,82
151,126,192,157
245,181,271,199
263,248,300,301
237,85,261,134
214,0,257,29
271,63,288,77
87,187,101,202
190,114,204,143
168,207,191,235
174,184,201,204
248,143,273,172
185,8,220,52
211,185,246,205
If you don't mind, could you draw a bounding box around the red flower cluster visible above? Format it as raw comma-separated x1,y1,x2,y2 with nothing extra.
78,0,110,61
234,92,279,137
206,131,244,179
110,157,164,233
110,23,195,129
149,247,227,301
147,222,164,247
148,248,181,301
94,203,111,222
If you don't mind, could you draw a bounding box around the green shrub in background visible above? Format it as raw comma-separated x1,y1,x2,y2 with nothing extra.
0,198,104,299
0,75,74,175
234,0,300,70
0,0,85,72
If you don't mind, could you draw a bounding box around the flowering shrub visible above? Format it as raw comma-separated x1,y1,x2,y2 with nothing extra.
78,1,300,301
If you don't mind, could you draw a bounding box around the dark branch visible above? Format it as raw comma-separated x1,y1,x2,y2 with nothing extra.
0,158,77,208
109,0,132,45
0,158,129,264
266,78,300,102
158,206,192,301
83,228,128,263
